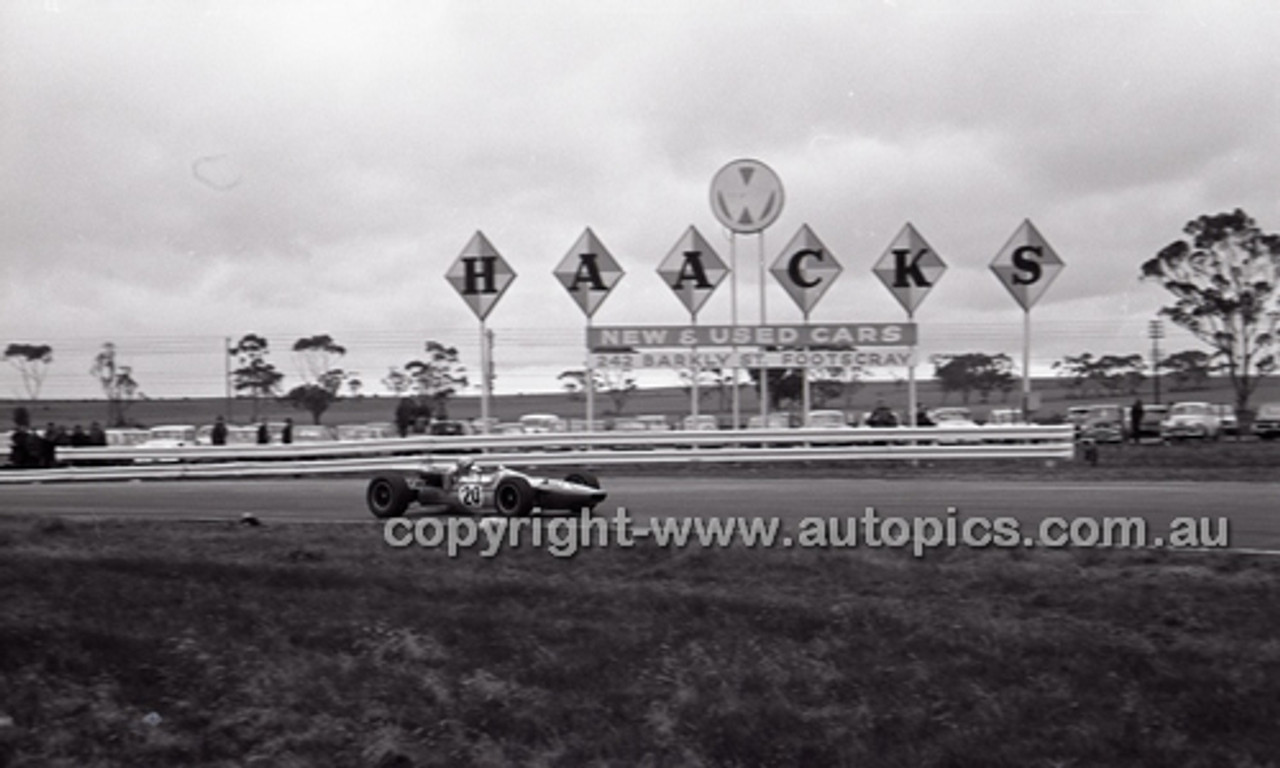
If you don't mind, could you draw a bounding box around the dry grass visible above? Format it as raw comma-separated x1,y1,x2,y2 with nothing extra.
2,516,1280,766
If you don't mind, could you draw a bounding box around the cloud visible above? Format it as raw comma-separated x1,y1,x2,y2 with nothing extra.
3,1,1279,399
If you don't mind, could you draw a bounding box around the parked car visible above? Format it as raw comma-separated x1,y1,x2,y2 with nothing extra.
746,413,792,429
1079,404,1127,443
986,408,1025,426
1066,406,1092,434
293,424,337,442
682,414,720,431
1252,402,1280,440
428,420,472,436
1161,401,1222,441
519,414,567,433
805,410,852,429
1210,404,1239,436
636,414,672,431
140,425,198,448
1135,404,1169,441
928,407,982,444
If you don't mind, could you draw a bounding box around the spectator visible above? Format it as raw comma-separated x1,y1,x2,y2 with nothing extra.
88,421,107,446
394,398,414,438
40,423,58,468
915,406,934,427
866,401,898,428
282,417,293,444
211,416,228,446
8,426,32,468
70,425,90,447
1130,398,1144,444
256,421,270,445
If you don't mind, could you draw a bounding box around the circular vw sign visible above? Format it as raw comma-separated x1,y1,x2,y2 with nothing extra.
710,158,784,234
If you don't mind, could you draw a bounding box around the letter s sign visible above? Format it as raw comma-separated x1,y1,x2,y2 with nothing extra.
1011,246,1043,285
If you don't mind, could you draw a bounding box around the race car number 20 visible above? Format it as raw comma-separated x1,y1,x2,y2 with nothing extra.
458,484,483,508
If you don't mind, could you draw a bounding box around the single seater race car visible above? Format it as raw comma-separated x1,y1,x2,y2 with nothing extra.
366,460,606,519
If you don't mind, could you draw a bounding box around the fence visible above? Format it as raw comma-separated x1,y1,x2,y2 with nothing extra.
0,425,1074,483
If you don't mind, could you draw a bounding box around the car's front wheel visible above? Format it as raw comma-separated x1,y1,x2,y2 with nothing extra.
367,475,412,518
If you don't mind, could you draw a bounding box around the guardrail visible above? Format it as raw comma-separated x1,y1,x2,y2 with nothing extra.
0,425,1075,484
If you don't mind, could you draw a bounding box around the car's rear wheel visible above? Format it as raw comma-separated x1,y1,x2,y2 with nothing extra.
367,475,412,518
493,476,535,517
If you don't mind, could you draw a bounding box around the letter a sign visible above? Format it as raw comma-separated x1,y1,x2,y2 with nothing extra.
990,219,1065,311
553,227,625,318
656,225,727,316
872,222,947,315
446,230,517,320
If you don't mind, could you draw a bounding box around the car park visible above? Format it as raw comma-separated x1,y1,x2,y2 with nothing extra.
1252,402,1280,440
986,408,1026,426
1161,401,1222,441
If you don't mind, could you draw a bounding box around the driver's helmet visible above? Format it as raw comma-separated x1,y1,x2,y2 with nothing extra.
454,458,475,476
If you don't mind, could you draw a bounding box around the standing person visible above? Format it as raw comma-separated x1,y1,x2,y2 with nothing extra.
282,417,293,444
88,421,107,446
70,425,89,447
256,421,270,445
1130,398,1144,444
40,423,58,467
211,416,228,446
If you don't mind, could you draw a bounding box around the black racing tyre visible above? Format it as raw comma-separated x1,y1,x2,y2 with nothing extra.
564,471,600,489
367,475,412,519
493,476,535,517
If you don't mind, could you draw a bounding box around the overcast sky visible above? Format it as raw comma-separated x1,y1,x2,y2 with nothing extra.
2,0,1278,401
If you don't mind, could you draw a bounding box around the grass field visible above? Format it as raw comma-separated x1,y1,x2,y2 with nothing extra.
3,516,1280,766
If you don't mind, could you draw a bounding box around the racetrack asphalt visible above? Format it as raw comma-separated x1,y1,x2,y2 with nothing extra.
2,475,1278,551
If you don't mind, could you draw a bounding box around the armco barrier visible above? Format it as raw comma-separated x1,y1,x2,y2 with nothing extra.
0,425,1074,484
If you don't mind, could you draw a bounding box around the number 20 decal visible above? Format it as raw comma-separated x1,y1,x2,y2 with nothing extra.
459,484,483,508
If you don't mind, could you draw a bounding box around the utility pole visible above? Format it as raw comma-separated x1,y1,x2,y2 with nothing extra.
1148,319,1164,405
224,336,232,421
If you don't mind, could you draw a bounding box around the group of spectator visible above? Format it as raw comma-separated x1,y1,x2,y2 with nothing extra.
7,419,107,469
208,415,293,445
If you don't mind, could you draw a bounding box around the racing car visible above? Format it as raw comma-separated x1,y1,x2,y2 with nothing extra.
365,459,606,519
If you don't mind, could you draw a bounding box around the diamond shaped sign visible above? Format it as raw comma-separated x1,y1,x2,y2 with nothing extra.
873,222,947,315
554,227,625,318
445,230,516,321
990,219,1065,311
656,225,727,317
770,224,841,316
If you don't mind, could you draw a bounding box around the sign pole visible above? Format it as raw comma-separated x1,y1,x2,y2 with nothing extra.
690,309,699,426
479,319,490,432
730,232,741,430
758,231,769,426
586,316,595,433
801,308,810,424
1022,308,1032,418
907,308,917,427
